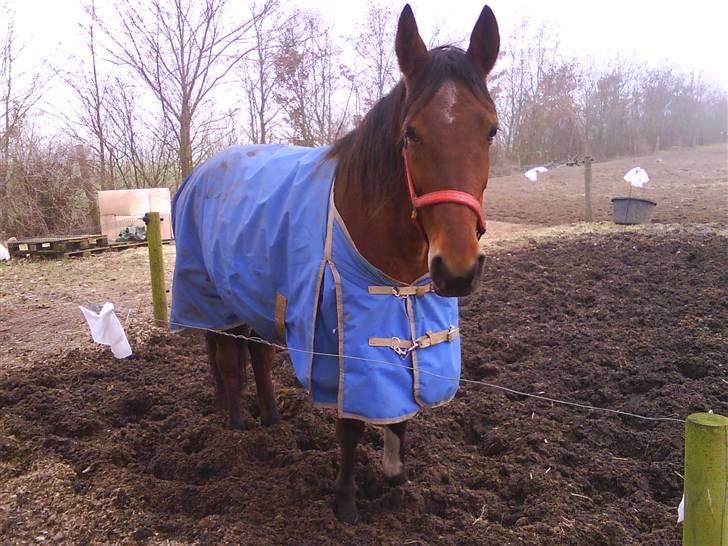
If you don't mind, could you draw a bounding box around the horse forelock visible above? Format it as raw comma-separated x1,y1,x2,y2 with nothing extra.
404,46,494,120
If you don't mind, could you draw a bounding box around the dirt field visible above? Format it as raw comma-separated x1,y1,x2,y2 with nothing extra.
0,144,726,544
486,143,727,225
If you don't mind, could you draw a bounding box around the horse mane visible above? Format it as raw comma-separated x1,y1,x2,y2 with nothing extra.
328,46,494,198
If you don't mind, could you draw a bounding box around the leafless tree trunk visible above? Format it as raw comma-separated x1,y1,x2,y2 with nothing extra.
81,0,110,191
74,144,101,232
57,0,112,232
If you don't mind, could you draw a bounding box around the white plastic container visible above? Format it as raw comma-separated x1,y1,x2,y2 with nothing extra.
97,188,173,241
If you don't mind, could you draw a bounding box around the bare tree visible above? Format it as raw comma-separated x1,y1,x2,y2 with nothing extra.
63,1,112,189
239,0,284,144
352,2,399,112
98,0,272,179
104,77,176,189
490,19,538,164
274,12,344,147
0,11,46,236
55,1,115,230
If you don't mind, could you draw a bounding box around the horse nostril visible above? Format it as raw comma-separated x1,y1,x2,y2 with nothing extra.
430,255,445,279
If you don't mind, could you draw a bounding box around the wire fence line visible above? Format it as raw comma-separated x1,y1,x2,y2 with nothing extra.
2,303,685,424
156,317,685,425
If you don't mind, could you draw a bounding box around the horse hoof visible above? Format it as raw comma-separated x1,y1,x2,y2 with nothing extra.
385,471,407,487
334,498,359,524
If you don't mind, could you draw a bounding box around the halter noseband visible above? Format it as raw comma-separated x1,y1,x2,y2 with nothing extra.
402,146,486,239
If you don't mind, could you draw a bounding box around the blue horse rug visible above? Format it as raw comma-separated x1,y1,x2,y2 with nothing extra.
170,144,461,423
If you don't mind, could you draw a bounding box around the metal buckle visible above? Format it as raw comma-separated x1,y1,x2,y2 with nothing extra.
391,287,408,299
391,337,418,359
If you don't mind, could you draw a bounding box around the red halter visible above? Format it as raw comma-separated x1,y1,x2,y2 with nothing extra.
402,147,486,238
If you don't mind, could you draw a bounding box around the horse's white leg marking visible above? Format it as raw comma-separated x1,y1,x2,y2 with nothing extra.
383,427,403,479
438,81,458,125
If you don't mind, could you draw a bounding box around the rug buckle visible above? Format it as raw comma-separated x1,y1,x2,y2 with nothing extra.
391,337,418,359
391,287,408,299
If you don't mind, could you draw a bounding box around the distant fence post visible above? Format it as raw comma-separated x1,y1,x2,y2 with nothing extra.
584,155,593,222
683,412,728,545
144,212,168,324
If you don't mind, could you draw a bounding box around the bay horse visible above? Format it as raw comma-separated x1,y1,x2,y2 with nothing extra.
187,4,499,523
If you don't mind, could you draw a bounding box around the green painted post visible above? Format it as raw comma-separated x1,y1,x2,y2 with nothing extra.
145,212,168,324
683,412,728,546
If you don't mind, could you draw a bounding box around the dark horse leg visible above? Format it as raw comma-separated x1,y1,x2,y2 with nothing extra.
248,335,281,426
205,328,247,429
335,418,365,523
383,421,407,485
205,332,225,410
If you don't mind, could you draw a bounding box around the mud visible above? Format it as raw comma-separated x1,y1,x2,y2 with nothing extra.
1,229,726,544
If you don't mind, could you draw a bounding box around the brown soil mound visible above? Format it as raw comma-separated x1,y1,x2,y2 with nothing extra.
1,229,726,544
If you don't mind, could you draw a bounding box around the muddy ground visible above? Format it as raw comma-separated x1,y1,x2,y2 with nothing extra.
1,224,726,545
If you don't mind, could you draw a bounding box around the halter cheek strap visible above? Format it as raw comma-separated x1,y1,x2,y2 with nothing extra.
402,147,486,238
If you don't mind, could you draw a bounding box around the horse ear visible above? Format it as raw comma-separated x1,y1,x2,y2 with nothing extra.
395,4,428,81
466,5,500,77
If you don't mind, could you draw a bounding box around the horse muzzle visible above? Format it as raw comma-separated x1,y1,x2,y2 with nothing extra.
429,252,485,297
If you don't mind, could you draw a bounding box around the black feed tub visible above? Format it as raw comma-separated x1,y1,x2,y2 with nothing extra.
611,197,657,225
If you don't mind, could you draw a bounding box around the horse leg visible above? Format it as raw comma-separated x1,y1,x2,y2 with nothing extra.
334,418,365,523
248,337,281,426
205,332,225,410
383,421,407,485
211,331,247,429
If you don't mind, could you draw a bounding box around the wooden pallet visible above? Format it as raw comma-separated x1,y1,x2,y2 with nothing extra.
109,240,150,251
8,235,109,259
7,236,172,259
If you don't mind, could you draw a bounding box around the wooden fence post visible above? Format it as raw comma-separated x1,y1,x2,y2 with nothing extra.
683,412,728,546
145,212,168,324
584,155,593,222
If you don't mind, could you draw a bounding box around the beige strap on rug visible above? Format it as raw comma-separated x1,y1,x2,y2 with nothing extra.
274,293,287,341
369,327,459,351
368,283,435,297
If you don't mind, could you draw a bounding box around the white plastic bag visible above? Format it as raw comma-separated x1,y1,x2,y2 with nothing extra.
677,494,684,523
79,302,132,359
0,243,9,261
525,166,548,182
624,167,649,188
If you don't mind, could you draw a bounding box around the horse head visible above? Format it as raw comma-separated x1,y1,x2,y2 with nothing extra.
396,5,500,297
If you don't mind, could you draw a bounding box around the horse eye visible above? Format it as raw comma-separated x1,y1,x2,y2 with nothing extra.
487,126,499,142
404,126,418,143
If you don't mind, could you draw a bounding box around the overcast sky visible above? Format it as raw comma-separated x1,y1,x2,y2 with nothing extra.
4,0,728,118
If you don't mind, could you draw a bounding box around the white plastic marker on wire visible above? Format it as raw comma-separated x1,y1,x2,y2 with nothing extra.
158,318,683,425
624,167,649,188
677,495,684,523
79,303,133,359
524,166,548,182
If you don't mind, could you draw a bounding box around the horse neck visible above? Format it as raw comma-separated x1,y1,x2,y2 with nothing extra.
334,161,429,284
